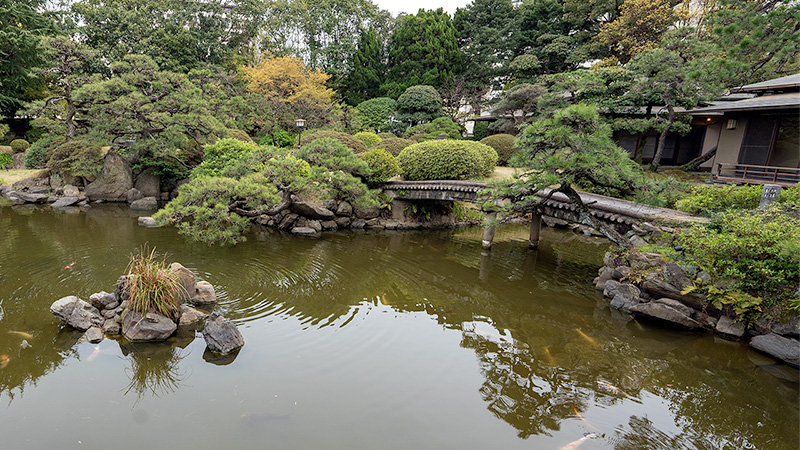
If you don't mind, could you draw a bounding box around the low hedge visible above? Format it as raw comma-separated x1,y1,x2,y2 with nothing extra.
370,137,415,156
480,134,518,166
302,130,366,154
397,140,497,180
358,148,399,183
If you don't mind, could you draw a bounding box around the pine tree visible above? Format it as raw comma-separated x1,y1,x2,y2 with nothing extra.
343,27,383,106
382,9,462,96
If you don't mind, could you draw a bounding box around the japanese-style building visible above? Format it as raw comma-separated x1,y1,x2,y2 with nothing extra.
687,73,800,186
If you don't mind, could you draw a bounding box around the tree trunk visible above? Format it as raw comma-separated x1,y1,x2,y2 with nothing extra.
650,94,675,172
680,146,717,172
633,131,646,163
65,86,76,142
558,184,633,249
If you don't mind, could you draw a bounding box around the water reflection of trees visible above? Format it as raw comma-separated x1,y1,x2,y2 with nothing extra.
120,336,192,401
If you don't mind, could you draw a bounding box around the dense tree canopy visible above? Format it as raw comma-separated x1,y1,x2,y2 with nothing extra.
0,0,55,115
382,9,462,97
342,27,383,106
71,0,265,72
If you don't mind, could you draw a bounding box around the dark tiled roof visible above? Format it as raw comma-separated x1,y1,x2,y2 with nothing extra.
687,92,800,114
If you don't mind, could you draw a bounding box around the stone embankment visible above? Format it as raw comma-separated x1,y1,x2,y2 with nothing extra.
49,263,244,355
0,151,184,211
595,223,799,368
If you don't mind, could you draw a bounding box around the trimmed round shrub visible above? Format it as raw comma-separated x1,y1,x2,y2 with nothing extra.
397,140,497,181
369,137,415,156
25,135,65,169
377,132,396,139
359,148,399,183
227,128,255,144
354,131,382,149
46,139,104,179
302,130,366,154
10,139,30,153
480,134,519,166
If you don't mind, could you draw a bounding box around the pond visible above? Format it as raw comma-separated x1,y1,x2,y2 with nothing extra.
0,204,797,449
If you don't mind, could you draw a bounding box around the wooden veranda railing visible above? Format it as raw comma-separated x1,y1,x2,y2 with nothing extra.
714,163,800,186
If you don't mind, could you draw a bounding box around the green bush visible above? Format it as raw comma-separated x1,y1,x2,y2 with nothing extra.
396,85,443,125
296,137,368,176
472,121,489,141
259,128,295,148
227,128,255,144
679,207,800,314
25,135,64,169
0,152,12,169
370,137,415,156
480,134,518,166
377,132,396,139
302,130,367,154
397,140,497,180
46,139,104,179
404,117,462,140
354,131,382,149
676,184,800,216
356,97,398,132
194,138,259,178
10,139,30,153
359,148,399,183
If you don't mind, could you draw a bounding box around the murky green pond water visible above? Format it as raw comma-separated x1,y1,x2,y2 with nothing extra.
0,204,797,449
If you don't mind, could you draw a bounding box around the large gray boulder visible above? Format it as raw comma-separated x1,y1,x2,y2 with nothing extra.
52,197,80,208
203,312,244,355
750,333,800,368
631,298,702,329
89,291,117,310
85,326,104,343
134,171,161,198
335,201,353,216
290,202,335,220
50,295,80,322
122,311,177,341
130,196,158,210
14,191,49,203
169,262,196,303
191,281,217,305
640,273,705,311
138,216,158,227
85,152,133,201
716,316,746,339
179,304,208,326
67,299,105,331
63,185,80,197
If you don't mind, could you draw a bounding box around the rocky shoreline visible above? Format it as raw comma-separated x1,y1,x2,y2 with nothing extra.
594,223,800,368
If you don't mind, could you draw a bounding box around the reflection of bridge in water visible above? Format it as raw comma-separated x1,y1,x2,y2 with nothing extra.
382,180,706,250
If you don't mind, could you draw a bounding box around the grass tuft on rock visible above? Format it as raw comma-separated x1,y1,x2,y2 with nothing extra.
123,247,186,321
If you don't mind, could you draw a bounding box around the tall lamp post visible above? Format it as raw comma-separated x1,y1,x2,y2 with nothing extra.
295,118,306,147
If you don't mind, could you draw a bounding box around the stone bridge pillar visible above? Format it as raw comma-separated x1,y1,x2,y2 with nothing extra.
482,212,497,250
529,213,542,249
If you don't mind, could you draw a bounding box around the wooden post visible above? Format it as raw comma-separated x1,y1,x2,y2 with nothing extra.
482,212,497,250
529,213,542,249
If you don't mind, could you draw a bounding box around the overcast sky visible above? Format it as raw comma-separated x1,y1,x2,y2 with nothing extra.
373,0,473,16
